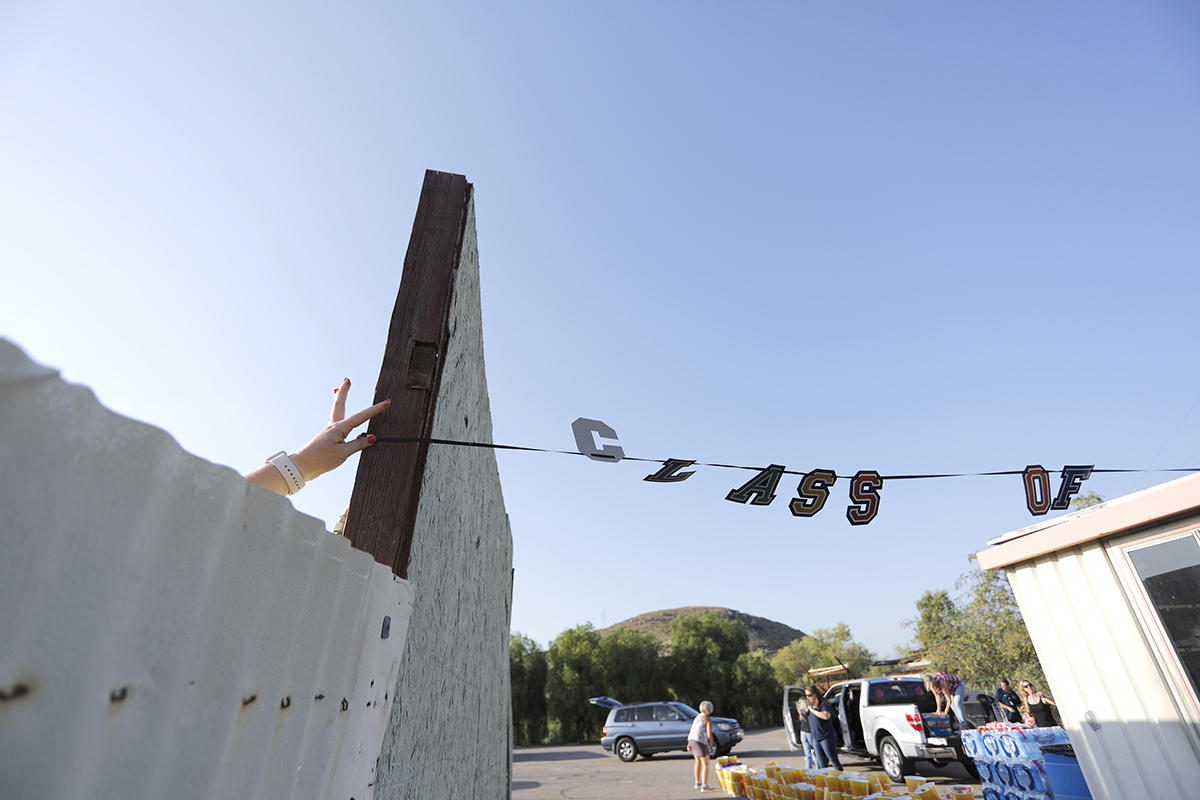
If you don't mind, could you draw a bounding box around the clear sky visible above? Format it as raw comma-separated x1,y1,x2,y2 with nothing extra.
3,2,1199,657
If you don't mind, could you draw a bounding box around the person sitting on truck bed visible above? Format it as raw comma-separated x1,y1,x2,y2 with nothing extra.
922,672,969,728
804,686,843,770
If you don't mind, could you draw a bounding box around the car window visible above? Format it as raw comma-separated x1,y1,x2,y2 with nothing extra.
865,681,930,706
614,708,632,722
654,704,682,721
634,705,654,722
671,702,699,718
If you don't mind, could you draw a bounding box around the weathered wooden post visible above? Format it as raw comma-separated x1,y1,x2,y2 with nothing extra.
343,170,473,576
344,169,513,799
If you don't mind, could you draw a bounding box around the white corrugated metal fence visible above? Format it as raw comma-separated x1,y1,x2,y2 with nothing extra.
0,338,415,800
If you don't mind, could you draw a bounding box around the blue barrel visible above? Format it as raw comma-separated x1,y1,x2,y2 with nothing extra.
1040,744,1093,800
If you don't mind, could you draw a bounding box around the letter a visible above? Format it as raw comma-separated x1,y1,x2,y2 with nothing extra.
726,464,786,506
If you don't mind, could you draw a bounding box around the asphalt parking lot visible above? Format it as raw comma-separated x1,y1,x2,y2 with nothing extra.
512,726,982,799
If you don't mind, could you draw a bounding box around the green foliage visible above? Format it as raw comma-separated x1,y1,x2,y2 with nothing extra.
1071,491,1104,509
520,611,814,744
510,632,548,745
731,651,782,727
769,623,876,685
907,568,1047,690
598,627,667,703
545,625,605,743
911,590,961,660
667,611,749,712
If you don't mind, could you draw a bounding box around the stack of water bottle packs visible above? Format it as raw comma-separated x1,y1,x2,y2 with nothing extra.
961,723,1092,800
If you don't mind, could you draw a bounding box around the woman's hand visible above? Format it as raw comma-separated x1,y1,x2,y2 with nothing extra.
245,379,391,496
291,379,391,481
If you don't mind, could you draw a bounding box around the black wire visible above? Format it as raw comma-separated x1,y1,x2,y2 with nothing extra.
372,437,1200,481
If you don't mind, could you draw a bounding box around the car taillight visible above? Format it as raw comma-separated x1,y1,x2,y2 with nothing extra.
603,725,608,737
906,713,924,733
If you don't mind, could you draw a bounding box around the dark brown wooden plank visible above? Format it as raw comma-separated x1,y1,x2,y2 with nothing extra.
342,169,472,576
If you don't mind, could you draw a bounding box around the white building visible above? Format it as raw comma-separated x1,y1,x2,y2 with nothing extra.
977,473,1200,800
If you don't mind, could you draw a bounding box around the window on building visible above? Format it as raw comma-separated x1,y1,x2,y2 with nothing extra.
1128,532,1200,698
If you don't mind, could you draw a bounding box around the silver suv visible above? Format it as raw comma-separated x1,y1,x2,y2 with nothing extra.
589,697,745,762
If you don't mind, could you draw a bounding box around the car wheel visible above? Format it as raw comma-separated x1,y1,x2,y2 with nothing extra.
878,735,914,784
615,737,638,763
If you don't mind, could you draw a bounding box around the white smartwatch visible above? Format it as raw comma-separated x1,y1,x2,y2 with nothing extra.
266,451,306,495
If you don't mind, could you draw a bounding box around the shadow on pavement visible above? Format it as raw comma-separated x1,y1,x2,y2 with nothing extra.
511,780,542,790
512,750,609,763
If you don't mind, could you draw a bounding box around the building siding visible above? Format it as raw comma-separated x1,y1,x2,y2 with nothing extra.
1005,536,1200,800
0,338,415,800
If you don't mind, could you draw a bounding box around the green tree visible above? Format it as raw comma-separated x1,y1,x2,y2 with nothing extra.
667,611,749,713
598,627,667,704
545,624,605,744
907,569,1047,691
1071,491,1104,509
731,650,782,727
910,589,961,671
769,623,876,685
510,632,548,745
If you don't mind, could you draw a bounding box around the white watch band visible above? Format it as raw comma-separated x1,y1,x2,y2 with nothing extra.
266,451,305,495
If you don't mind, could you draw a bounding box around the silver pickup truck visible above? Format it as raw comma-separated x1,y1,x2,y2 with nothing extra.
783,678,993,783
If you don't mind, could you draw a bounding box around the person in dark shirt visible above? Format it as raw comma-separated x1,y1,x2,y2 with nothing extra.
794,698,817,769
1021,680,1059,727
995,679,1023,723
804,685,843,770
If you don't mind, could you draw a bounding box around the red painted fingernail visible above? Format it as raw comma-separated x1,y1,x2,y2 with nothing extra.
367,434,377,444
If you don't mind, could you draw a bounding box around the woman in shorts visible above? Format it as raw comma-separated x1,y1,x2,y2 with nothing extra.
688,700,716,792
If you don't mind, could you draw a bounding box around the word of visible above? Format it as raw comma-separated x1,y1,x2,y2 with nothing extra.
1022,465,1094,515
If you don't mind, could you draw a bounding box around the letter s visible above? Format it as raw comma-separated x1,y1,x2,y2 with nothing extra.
846,470,883,526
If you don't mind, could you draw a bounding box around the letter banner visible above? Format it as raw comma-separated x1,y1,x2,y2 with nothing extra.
365,419,1194,526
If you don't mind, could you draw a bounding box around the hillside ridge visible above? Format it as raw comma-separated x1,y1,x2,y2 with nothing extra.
596,606,806,656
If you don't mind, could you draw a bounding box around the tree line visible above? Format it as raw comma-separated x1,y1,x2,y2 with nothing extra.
512,564,1048,745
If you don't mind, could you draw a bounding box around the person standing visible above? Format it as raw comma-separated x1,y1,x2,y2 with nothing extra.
923,672,970,728
688,700,716,792
1021,681,1059,727
804,686,843,770
794,697,818,769
995,679,1023,723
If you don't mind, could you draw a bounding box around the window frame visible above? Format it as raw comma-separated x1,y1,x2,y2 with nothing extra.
1111,524,1200,719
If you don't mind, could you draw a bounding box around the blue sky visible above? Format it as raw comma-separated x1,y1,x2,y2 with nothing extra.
3,1,1199,657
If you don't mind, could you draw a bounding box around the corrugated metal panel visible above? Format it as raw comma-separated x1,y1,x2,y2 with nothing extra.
0,339,415,800
1007,542,1200,800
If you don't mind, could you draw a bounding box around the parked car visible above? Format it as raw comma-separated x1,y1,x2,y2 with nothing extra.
589,696,745,762
781,679,996,783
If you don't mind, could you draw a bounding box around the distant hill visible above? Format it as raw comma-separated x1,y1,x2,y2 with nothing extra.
596,606,806,656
